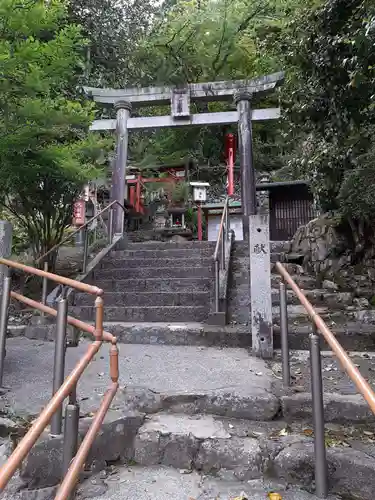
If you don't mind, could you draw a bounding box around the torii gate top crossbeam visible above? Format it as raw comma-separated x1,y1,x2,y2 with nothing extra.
84,72,284,107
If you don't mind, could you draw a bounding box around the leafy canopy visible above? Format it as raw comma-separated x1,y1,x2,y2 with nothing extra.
269,0,375,254
0,0,107,262
126,0,300,173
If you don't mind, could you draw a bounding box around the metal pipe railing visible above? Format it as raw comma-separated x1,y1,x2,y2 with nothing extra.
10,290,115,343
0,268,11,387
309,325,328,498
213,197,230,313
0,258,119,497
279,279,290,387
0,257,103,296
35,201,126,308
55,383,118,500
276,261,375,412
50,293,69,436
35,200,127,267
275,261,375,498
0,341,102,489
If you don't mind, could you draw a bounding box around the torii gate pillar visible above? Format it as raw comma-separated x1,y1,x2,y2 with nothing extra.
112,101,131,235
235,91,257,239
235,91,273,358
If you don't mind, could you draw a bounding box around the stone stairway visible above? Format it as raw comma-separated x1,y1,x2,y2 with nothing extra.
72,241,216,323
228,240,375,351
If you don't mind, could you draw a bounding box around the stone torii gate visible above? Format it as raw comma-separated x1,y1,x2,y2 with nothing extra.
84,71,284,357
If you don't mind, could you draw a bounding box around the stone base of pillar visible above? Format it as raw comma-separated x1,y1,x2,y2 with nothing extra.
248,214,273,358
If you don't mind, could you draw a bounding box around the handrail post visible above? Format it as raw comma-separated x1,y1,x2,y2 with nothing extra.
82,227,89,274
0,268,11,387
108,207,114,244
225,204,229,240
62,384,79,500
41,261,48,318
279,279,290,386
221,230,225,270
50,293,68,436
214,260,220,313
310,326,328,498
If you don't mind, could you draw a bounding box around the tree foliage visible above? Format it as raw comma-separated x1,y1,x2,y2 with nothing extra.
68,0,158,87
0,0,107,264
273,0,375,255
126,0,298,174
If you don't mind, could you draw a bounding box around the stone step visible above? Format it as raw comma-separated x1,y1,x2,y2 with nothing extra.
93,265,213,280
132,413,270,477
231,258,302,275
232,272,317,289
92,277,212,293
229,288,353,308
273,322,375,351
4,337,280,421
229,304,337,326
273,289,353,308
125,241,216,250
273,304,337,321
70,305,209,322
111,247,214,259
74,465,335,500
129,414,373,500
271,262,305,274
88,322,251,347
83,320,375,352
270,274,317,289
271,240,290,253
99,256,212,269
74,291,210,307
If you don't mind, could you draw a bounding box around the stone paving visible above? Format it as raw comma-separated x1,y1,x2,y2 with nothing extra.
0,337,278,419
3,338,375,499
271,349,375,394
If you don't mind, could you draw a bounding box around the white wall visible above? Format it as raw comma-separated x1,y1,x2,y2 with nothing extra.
207,215,243,241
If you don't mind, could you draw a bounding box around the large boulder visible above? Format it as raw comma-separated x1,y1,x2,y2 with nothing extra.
289,214,349,276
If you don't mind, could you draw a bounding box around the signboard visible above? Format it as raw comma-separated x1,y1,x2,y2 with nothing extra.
193,186,207,202
73,200,85,226
171,89,190,119
190,182,209,203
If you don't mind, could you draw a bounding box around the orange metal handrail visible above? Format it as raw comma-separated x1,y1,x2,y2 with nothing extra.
35,199,127,266
11,291,115,343
0,258,119,499
276,261,375,413
0,341,102,489
0,257,103,296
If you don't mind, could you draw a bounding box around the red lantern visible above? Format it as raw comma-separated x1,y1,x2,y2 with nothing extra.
73,200,85,226
225,134,236,196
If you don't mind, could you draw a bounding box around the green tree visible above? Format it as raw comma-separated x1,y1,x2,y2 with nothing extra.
68,0,158,87
0,0,107,266
127,0,299,174
272,0,375,255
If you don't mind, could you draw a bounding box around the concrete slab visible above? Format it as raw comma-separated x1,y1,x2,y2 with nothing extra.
1,338,277,419
76,465,338,500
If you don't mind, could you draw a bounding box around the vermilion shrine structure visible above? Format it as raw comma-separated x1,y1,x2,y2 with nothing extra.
84,72,284,357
